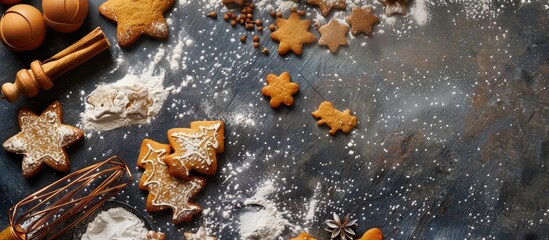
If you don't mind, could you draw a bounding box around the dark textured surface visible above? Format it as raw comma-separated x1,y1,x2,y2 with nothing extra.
1,0,548,239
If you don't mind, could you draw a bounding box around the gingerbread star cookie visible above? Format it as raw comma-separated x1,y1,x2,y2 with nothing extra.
312,101,357,135
291,232,318,240
164,121,224,179
345,6,379,36
262,72,300,108
378,0,409,16
318,19,349,53
359,228,384,240
3,101,83,178
184,226,217,240
138,139,206,224
306,0,346,16
271,12,317,56
98,0,173,47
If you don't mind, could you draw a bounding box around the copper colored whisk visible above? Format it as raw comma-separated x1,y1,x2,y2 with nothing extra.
0,156,132,240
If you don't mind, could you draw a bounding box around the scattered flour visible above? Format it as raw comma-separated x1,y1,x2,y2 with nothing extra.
81,207,148,240
303,182,321,230
238,180,291,240
81,49,171,132
410,0,429,25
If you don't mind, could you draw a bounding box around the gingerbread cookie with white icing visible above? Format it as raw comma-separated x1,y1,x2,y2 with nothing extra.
137,139,206,224
164,121,224,179
3,101,84,178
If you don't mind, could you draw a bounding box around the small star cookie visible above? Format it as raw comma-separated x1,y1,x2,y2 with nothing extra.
312,101,357,135
271,12,317,56
318,19,349,53
98,0,173,47
184,226,217,240
359,228,384,240
164,121,224,179
378,0,409,16
137,139,206,224
3,101,83,178
291,232,318,240
306,0,346,17
345,6,379,36
261,72,300,108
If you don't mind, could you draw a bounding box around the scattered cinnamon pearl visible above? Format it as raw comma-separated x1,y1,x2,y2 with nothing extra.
257,26,263,32
252,35,259,42
240,35,247,43
255,19,262,26
230,13,236,20
240,13,246,19
241,8,246,14
276,12,283,18
260,47,269,54
207,11,217,18
298,10,306,16
246,7,253,14
230,20,237,27
269,24,276,31
269,11,276,18
247,13,252,18
249,3,255,9
240,19,245,25
244,1,250,7
253,42,260,48
223,13,230,21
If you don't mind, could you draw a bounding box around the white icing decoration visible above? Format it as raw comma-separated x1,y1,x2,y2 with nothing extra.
170,123,221,170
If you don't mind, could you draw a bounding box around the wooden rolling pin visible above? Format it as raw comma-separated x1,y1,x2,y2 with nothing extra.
1,27,111,103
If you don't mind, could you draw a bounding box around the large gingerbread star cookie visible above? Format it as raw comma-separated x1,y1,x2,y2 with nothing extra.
138,139,206,224
318,19,349,53
3,101,84,178
346,5,379,36
271,12,317,56
98,0,173,47
164,121,224,179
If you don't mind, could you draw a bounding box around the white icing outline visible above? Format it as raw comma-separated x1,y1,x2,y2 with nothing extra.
170,123,221,171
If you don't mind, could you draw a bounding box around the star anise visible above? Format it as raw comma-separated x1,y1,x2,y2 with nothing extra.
325,213,358,240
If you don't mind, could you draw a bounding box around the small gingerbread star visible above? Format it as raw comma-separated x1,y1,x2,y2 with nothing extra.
184,226,217,240
318,19,349,53
261,72,300,108
98,0,174,47
378,0,409,16
271,12,317,55
3,102,83,178
306,0,346,16
345,6,379,36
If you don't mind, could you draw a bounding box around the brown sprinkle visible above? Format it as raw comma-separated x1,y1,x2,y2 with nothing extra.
269,24,276,31
269,11,276,18
260,47,269,54
255,19,262,26
298,10,306,16
246,7,253,14
257,26,263,32
253,42,260,48
241,8,247,14
252,35,260,42
230,20,237,27
276,12,283,18
223,14,230,21
207,11,217,18
240,35,247,43
249,3,255,9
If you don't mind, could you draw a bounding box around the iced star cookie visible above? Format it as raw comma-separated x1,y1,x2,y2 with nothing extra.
137,139,206,224
98,0,173,47
3,101,84,178
164,121,224,179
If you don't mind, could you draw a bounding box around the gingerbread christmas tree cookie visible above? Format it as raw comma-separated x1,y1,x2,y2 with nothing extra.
271,12,317,56
164,121,224,179
137,139,206,224
3,101,84,178
306,0,346,17
378,0,409,16
346,6,379,36
262,72,300,108
98,0,173,47
312,101,357,135
318,19,349,53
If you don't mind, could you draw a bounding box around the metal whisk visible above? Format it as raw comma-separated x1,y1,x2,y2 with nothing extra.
0,156,132,240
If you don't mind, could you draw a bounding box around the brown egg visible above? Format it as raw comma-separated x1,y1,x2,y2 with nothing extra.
42,0,88,33
0,4,46,51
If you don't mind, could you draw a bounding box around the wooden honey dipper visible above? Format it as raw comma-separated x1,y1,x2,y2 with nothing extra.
0,27,111,103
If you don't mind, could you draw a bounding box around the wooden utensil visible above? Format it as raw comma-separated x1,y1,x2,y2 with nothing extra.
0,27,111,103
